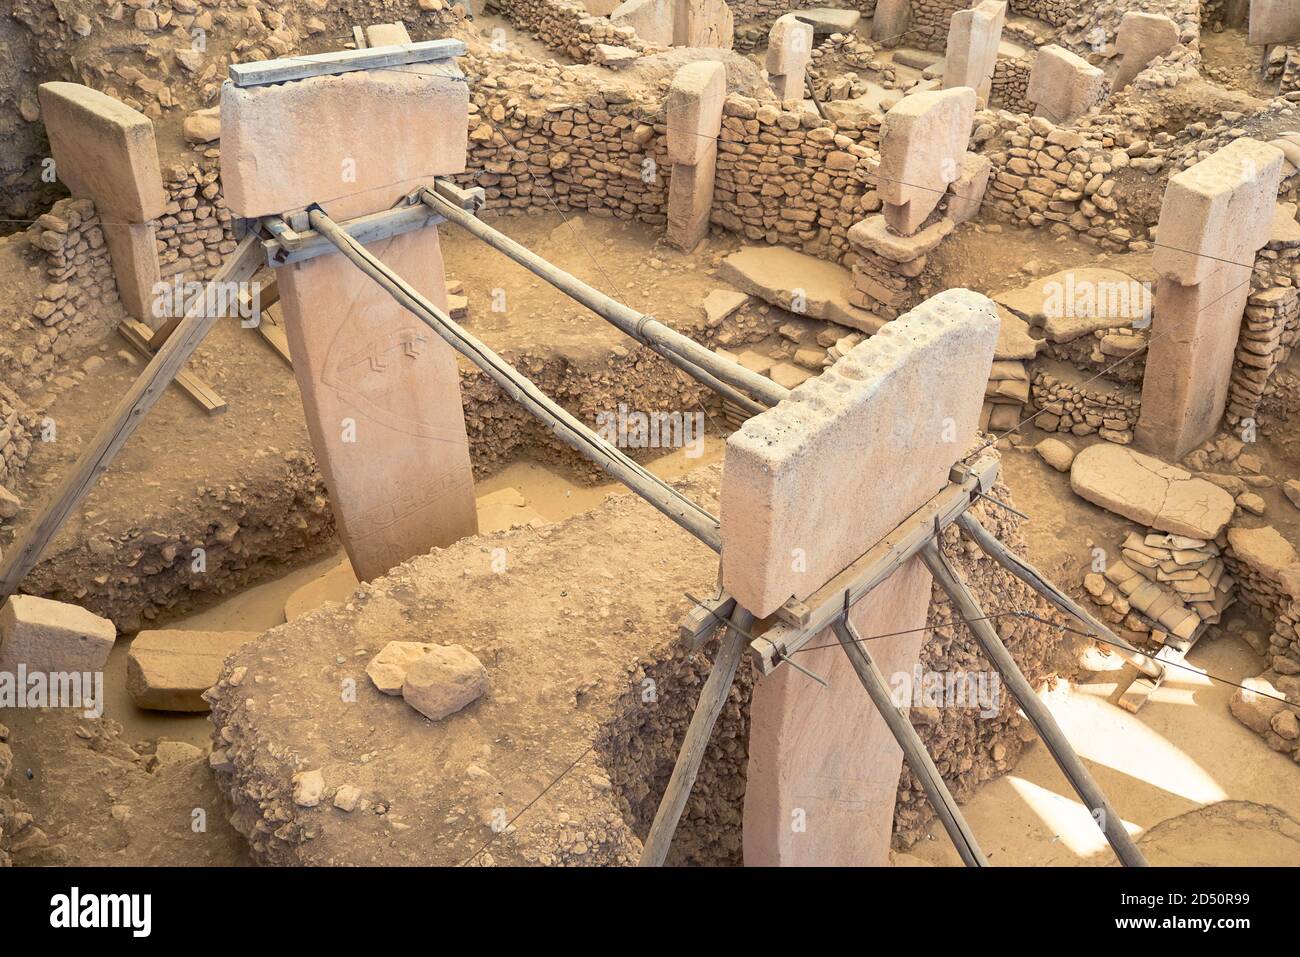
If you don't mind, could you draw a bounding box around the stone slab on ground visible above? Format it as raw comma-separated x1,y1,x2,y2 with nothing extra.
36,82,167,222
0,595,116,675
718,246,885,331
720,288,999,618
1069,444,1235,539
797,8,861,34
127,629,259,712
993,267,1148,342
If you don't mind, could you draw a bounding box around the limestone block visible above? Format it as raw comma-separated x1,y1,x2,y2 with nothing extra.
871,0,910,47
610,0,673,46
667,149,716,251
769,74,804,101
220,60,468,217
1150,138,1283,286
720,289,999,617
666,61,725,166
766,13,813,78
877,88,976,235
276,223,479,581
367,639,444,694
103,221,163,324
847,212,954,262
364,22,411,46
0,595,116,675
948,152,992,226
1136,271,1254,459
1113,12,1180,91
37,82,167,222
127,629,259,711
943,0,1006,103
1250,0,1300,46
677,0,734,49
744,559,931,865
1026,45,1106,123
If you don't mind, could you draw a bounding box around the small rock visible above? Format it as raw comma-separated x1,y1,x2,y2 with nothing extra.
292,769,325,807
0,485,20,519
1035,438,1074,472
333,784,363,812
1237,492,1266,516
367,640,443,695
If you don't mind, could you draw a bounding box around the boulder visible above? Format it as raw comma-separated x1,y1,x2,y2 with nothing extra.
1035,438,1074,472
401,644,488,720
1229,676,1288,734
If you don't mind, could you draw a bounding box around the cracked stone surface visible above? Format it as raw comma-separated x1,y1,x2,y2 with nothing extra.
1069,443,1235,539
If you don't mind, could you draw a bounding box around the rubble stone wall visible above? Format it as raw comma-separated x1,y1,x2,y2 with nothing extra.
1226,242,1300,432
991,55,1034,113
493,0,650,62
156,157,239,285
1030,368,1140,443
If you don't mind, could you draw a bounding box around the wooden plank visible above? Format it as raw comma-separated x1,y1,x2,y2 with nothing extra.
352,25,368,49
255,307,294,368
678,592,735,650
0,235,263,601
750,450,1000,674
118,320,227,415
1117,622,1207,714
262,202,444,267
228,38,466,88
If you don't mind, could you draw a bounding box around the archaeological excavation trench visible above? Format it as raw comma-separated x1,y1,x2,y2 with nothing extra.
0,0,1298,881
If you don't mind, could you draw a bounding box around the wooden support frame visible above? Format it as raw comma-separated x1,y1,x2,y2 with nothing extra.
920,539,1149,867
0,234,264,601
117,319,227,415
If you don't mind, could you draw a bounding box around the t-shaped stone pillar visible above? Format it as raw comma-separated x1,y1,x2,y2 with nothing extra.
37,82,167,325
871,0,911,48
942,0,1006,105
725,288,999,866
1136,138,1284,461
877,87,976,235
1112,12,1180,91
766,14,814,102
666,61,725,252
221,56,479,581
1026,45,1106,123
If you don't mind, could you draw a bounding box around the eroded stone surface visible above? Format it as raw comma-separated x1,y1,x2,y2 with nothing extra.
127,629,259,712
720,288,999,618
0,595,116,675
402,645,489,721
1070,444,1235,539
366,640,443,695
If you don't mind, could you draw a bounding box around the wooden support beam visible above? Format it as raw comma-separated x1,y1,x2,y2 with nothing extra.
955,512,1163,681
639,607,756,866
677,592,736,651
832,615,988,867
261,202,445,267
749,451,1000,675
0,234,264,602
228,37,466,88
919,539,1149,867
117,320,227,415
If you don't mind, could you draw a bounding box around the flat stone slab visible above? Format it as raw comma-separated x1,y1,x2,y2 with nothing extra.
847,214,954,262
796,8,862,34
1070,444,1235,539
718,246,883,330
127,629,259,712
720,288,999,617
995,305,1042,360
993,267,1149,342
0,595,116,676
1226,525,1300,583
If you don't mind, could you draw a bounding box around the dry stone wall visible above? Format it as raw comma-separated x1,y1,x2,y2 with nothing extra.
493,0,651,62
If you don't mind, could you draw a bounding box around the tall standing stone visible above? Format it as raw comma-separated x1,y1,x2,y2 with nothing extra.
871,0,911,48
1112,12,1180,91
666,61,725,252
942,0,1007,104
728,289,1000,866
1026,45,1107,123
1136,138,1284,460
766,14,814,101
1250,0,1300,46
37,82,166,324
877,87,977,235
221,57,479,581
